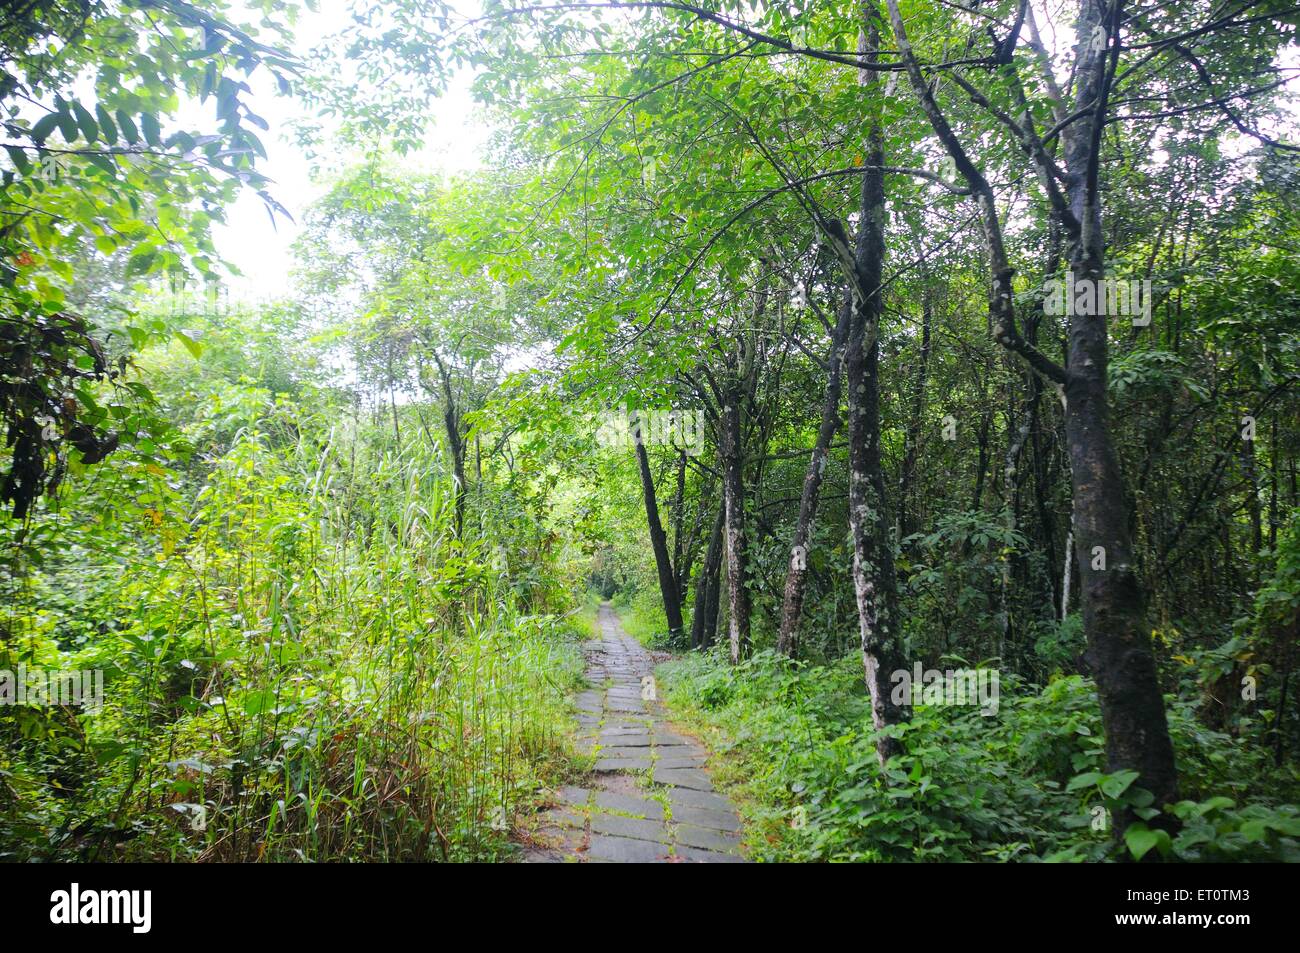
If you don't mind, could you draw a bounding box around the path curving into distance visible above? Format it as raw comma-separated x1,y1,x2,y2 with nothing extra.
523,603,747,863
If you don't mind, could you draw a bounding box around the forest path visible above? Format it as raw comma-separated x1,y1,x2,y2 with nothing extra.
522,603,746,862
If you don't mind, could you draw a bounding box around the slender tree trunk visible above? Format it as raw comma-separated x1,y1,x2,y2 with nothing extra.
720,385,750,663
846,7,908,764
846,306,908,763
1062,525,1074,620
634,413,684,637
972,401,993,512
1242,428,1263,560
999,385,1032,662
676,474,712,605
1060,0,1178,816
670,449,687,575
1269,416,1279,551
884,0,1178,813
1030,377,1061,619
431,352,466,539
897,292,932,545
444,413,466,539
386,345,402,446
777,301,851,656
1275,630,1294,766
692,505,725,649
1063,359,1178,814
703,525,723,648
388,387,401,447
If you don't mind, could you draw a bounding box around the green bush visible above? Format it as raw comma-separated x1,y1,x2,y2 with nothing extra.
660,649,1300,862
1,408,585,861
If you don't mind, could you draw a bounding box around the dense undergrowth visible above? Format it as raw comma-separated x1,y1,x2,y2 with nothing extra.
658,649,1300,862
0,313,587,862
609,511,1300,863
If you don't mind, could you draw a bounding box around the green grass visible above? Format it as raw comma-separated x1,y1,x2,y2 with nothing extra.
1,432,587,862
572,592,602,639
610,589,669,648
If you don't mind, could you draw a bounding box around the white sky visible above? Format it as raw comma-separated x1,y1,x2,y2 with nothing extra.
210,0,488,302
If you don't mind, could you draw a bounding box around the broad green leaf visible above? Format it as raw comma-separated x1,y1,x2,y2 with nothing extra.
31,112,61,142
115,109,139,145
71,101,99,143
95,104,118,145
141,112,162,148
1125,823,1172,860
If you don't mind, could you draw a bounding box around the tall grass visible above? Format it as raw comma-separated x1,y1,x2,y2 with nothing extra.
1,427,584,861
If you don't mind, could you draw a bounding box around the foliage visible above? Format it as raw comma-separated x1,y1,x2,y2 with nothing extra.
0,304,587,861
3,0,1299,866
660,650,1300,862
1,0,298,519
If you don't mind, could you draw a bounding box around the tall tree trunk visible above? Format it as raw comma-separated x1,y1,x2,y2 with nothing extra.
1059,0,1178,815
1269,416,1279,550
676,473,712,605
1030,374,1061,619
692,505,725,649
846,7,909,764
444,411,466,539
1061,327,1178,815
386,344,402,447
1242,426,1263,561
1062,525,1074,621
703,523,723,648
884,0,1178,813
897,291,932,546
670,448,687,575
777,301,851,656
999,385,1032,662
634,413,684,638
431,351,466,539
971,401,993,512
720,385,750,663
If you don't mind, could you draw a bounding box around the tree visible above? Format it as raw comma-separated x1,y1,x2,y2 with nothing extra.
1,0,297,518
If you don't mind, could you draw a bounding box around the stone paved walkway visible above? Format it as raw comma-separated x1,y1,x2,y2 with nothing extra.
523,603,746,863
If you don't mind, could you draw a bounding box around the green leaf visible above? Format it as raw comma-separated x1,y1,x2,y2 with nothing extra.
1239,819,1269,842
31,112,61,142
1198,796,1235,816
1125,823,1172,860
4,145,31,174
55,103,78,142
201,61,218,101
71,101,99,143
1100,770,1140,799
1066,771,1102,793
116,109,139,145
1124,786,1156,808
174,329,204,359
242,690,278,716
95,104,118,145
85,153,117,176
141,112,162,148
126,248,158,277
